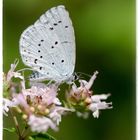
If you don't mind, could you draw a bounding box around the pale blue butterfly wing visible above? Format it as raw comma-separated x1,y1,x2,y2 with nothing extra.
19,5,76,82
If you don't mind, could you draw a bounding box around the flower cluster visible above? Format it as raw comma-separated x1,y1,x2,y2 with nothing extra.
66,71,112,118
3,61,112,134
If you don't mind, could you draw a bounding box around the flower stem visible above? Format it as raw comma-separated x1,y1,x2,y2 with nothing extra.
9,108,23,140
21,125,30,140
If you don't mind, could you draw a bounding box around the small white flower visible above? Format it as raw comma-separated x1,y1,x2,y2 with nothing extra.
6,59,23,82
83,71,98,90
91,94,111,103
12,94,30,114
53,98,61,105
88,94,112,118
92,110,99,118
3,98,18,116
28,115,57,132
49,111,61,125
49,107,73,125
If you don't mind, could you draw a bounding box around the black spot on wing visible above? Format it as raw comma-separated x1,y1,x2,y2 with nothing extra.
34,59,38,64
54,23,57,26
50,27,54,30
55,41,58,45
61,60,64,63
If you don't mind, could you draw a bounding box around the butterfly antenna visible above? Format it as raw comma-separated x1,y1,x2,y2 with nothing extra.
14,58,19,67
76,72,92,78
17,68,34,72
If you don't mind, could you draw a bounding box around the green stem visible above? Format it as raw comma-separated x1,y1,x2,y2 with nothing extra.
9,108,23,140
21,125,30,140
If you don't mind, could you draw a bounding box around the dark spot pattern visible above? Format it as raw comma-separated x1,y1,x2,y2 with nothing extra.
54,23,57,26
40,56,43,58
38,50,41,53
40,67,42,70
52,62,54,65
41,40,44,42
34,59,38,64
55,41,58,45
51,46,54,49
65,26,68,28
61,60,64,63
38,44,41,46
50,27,54,30
58,21,62,23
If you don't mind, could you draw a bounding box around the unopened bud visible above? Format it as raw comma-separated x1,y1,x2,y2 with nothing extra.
16,107,22,113
30,107,35,112
85,97,92,104
37,105,43,110
45,108,50,114
22,114,28,120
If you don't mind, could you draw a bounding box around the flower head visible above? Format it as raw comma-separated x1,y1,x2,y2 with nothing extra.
11,84,72,132
66,71,112,118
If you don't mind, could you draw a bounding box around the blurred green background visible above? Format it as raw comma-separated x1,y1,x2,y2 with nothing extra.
3,0,135,140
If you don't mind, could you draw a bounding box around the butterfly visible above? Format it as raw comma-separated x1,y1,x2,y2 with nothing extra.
19,5,76,84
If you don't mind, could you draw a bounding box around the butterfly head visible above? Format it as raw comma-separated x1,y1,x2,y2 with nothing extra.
65,72,79,84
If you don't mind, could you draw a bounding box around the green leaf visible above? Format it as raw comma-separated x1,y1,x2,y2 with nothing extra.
30,133,56,140
3,127,16,133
